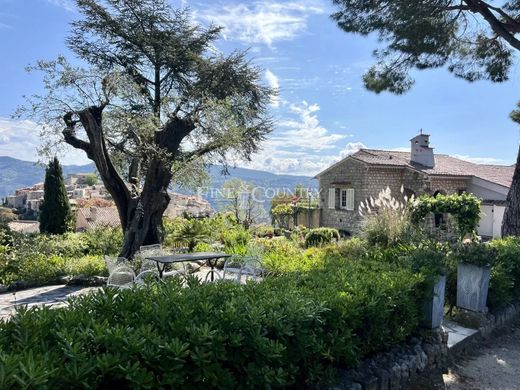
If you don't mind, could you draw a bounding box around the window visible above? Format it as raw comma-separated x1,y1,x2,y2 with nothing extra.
340,188,355,211
328,188,336,209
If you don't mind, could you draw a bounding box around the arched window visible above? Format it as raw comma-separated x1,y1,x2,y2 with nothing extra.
433,190,446,227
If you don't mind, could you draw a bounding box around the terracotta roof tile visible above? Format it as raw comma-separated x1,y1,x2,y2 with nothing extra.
350,149,514,188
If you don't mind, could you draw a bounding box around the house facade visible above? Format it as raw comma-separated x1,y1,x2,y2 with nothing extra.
315,133,514,238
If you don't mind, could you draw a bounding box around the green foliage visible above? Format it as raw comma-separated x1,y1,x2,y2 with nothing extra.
450,242,496,268
400,244,449,278
0,228,119,286
39,157,72,235
252,224,274,238
304,228,340,248
170,219,210,252
411,193,481,238
487,237,520,309
220,227,251,255
65,255,108,277
331,1,518,94
0,259,424,388
84,173,98,186
0,207,17,225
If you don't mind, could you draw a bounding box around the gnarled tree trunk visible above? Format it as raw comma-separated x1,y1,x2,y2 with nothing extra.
63,105,194,259
502,144,520,236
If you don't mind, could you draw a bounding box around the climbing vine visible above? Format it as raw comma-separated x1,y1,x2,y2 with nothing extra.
410,193,481,238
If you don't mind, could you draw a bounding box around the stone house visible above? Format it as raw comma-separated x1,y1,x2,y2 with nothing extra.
315,133,514,238
75,207,120,232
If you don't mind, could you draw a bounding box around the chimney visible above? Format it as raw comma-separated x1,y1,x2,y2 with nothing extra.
410,130,435,168
90,207,98,221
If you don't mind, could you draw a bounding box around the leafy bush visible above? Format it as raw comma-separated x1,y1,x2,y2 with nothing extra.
0,228,119,286
253,224,274,238
487,237,520,309
65,256,108,277
0,260,424,388
220,227,251,254
323,237,368,261
304,228,340,248
450,242,496,267
410,193,481,238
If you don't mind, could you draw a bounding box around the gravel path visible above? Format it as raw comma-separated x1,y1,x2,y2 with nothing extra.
444,322,520,390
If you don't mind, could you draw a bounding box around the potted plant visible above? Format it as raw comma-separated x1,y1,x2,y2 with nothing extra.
453,242,495,313
405,245,447,329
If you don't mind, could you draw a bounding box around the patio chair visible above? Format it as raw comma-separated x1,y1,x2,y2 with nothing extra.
104,256,128,274
241,256,264,282
222,256,245,283
137,244,185,280
135,245,164,283
203,268,223,283
107,264,136,289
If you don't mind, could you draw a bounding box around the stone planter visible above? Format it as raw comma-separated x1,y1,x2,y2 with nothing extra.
456,263,491,313
421,275,446,329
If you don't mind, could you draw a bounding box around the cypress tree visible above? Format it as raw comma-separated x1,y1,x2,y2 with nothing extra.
39,157,72,234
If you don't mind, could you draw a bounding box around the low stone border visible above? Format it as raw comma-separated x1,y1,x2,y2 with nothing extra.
449,301,520,356
329,328,448,390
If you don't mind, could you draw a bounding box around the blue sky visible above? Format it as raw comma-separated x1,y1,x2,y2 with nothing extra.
0,0,519,176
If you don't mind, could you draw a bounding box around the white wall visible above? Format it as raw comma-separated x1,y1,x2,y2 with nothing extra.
467,177,508,201
478,204,506,238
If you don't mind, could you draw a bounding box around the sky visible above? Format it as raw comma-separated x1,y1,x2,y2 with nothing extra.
0,0,519,176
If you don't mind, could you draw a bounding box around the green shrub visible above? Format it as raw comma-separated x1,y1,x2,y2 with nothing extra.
450,242,496,267
411,193,481,238
0,260,424,388
487,237,520,309
14,254,66,285
65,256,108,277
253,224,274,238
323,237,367,261
304,228,340,248
220,227,251,254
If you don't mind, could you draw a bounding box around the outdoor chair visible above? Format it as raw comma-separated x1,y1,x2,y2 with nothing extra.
137,244,185,280
107,264,135,289
104,256,128,274
241,256,264,282
222,256,245,283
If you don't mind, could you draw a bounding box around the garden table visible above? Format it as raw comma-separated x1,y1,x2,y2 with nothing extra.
146,252,231,281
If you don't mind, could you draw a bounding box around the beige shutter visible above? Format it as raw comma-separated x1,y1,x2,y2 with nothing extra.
328,188,336,209
346,188,355,211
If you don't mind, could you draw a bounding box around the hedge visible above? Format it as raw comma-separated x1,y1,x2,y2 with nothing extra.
0,259,425,388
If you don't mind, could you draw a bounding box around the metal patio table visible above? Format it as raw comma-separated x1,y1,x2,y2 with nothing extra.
146,252,231,281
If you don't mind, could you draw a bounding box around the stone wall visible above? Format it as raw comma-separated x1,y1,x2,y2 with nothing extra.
330,328,448,390
319,158,368,234
430,177,467,195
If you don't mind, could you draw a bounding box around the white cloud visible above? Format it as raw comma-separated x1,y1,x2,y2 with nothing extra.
339,142,366,158
196,0,324,46
0,118,89,165
45,0,75,11
242,140,367,176
265,69,280,107
272,101,345,151
453,154,510,165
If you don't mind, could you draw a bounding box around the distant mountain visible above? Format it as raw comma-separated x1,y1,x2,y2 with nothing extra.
0,156,95,199
0,156,317,207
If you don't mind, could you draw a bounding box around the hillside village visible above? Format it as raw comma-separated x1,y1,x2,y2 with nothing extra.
3,173,212,233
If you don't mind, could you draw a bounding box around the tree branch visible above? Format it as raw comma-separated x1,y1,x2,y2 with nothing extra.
463,0,520,51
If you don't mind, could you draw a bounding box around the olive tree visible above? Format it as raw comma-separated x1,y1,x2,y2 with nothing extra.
18,0,273,258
